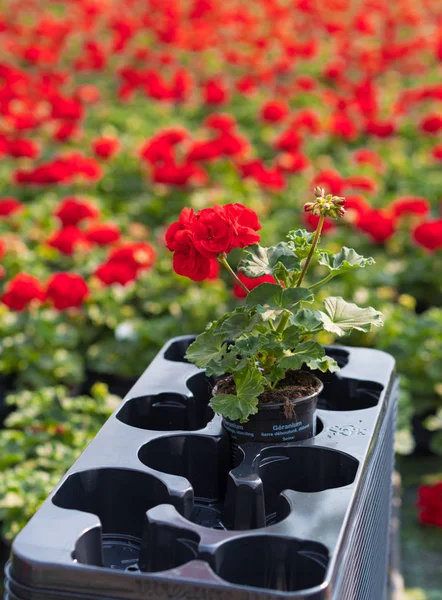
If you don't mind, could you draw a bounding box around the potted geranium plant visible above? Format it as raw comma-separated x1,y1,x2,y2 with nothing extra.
166,189,384,447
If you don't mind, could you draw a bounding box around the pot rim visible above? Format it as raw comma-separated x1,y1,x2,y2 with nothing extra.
214,373,324,411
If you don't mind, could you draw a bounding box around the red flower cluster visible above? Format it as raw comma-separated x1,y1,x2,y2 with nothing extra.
55,197,100,227
14,153,102,186
95,242,156,286
1,274,45,311
417,483,442,527
92,136,120,160
1,272,89,311
47,197,122,255
0,197,23,217
166,204,261,281
46,273,89,310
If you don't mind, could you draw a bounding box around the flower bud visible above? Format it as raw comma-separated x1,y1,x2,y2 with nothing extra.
304,190,346,219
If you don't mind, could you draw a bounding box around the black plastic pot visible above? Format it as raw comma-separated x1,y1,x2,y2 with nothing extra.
5,335,398,600
222,377,323,465
0,374,17,427
411,410,437,456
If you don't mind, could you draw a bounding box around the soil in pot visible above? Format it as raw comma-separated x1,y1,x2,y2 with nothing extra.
215,370,323,464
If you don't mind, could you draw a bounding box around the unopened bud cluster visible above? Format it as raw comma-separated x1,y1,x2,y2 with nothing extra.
304,187,346,219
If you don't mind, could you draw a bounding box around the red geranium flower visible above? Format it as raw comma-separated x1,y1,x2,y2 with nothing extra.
344,175,377,193
291,109,321,134
53,122,78,142
0,197,23,217
413,219,442,252
304,213,335,234
192,205,235,257
166,204,261,281
260,100,289,123
238,160,286,191
46,273,89,310
312,169,344,195
352,149,385,172
274,127,302,153
419,113,442,134
390,196,430,219
1,274,45,311
356,210,396,243
233,272,276,299
343,195,371,216
50,94,84,121
166,207,196,252
224,203,262,248
47,226,92,255
417,483,442,527
152,161,208,186
109,242,156,271
431,144,442,161
276,152,310,174
329,112,358,141
55,197,100,226
6,138,40,159
365,119,396,138
95,261,138,286
85,223,121,246
207,258,220,280
173,245,212,281
92,136,120,159
204,113,236,132
203,78,229,105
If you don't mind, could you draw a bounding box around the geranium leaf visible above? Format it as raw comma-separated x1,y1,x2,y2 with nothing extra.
245,282,283,308
290,309,324,332
320,297,384,336
318,247,375,274
210,365,265,422
219,309,260,338
281,287,314,309
307,355,340,373
239,243,300,278
185,331,228,373
286,229,317,259
278,341,325,370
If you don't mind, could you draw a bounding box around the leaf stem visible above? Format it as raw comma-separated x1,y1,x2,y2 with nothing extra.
218,254,250,295
309,272,337,291
276,310,290,334
297,215,325,288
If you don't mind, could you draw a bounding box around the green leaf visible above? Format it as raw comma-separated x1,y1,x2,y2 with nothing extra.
210,365,265,422
246,284,313,321
279,341,325,370
245,282,283,308
219,309,260,338
280,287,314,309
239,243,300,278
307,355,340,373
290,309,324,332
234,335,262,357
185,331,227,370
286,229,317,259
318,247,375,274
320,297,384,336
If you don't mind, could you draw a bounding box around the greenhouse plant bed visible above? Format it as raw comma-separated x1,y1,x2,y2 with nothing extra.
5,335,397,600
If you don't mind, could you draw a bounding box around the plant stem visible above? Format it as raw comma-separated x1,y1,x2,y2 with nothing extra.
218,254,249,295
276,311,290,334
296,215,325,288
309,272,337,291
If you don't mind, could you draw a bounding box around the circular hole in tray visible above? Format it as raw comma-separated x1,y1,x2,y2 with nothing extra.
102,534,141,571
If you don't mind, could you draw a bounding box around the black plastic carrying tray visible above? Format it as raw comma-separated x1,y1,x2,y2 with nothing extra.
5,335,398,600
